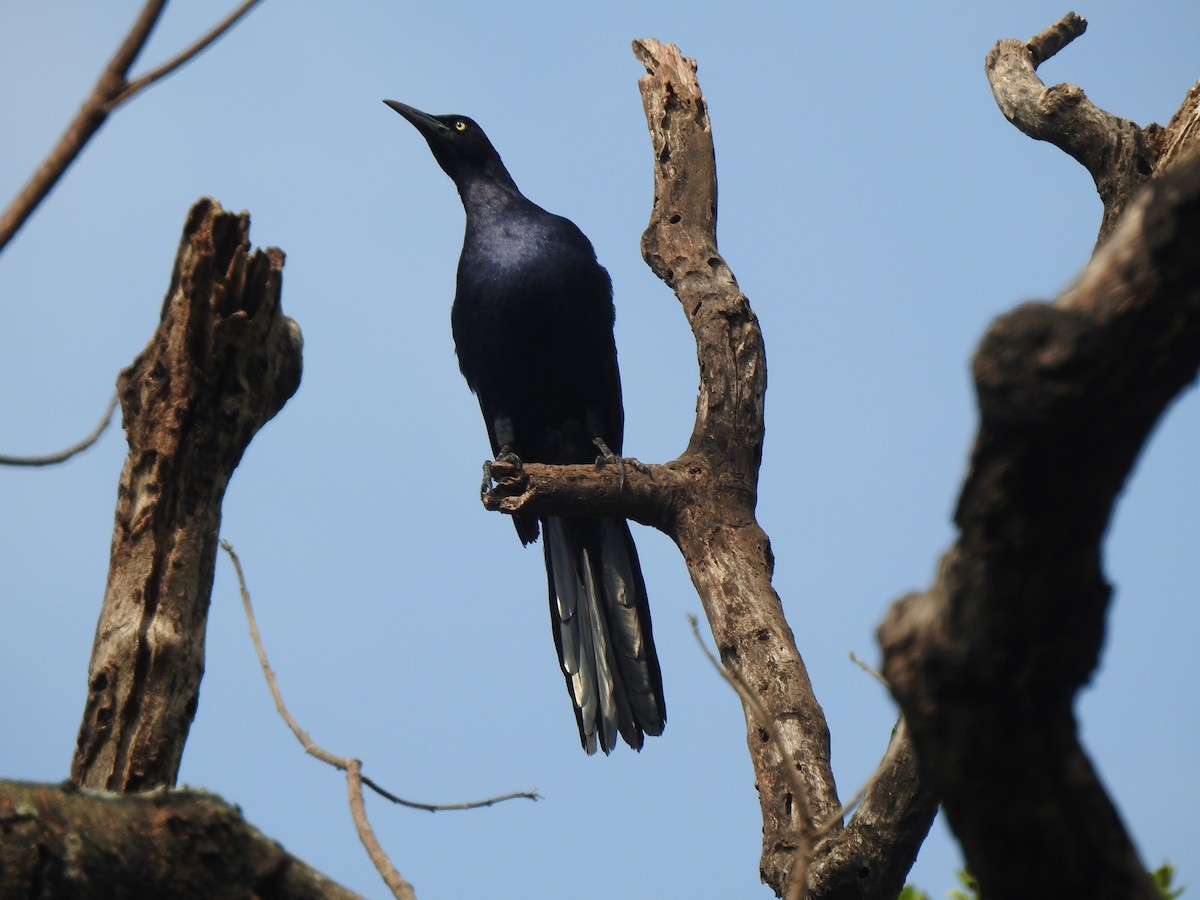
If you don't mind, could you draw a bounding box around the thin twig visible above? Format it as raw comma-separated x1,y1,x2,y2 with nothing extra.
223,539,338,761
0,0,263,254
0,393,118,467
811,718,908,839
362,775,539,812
797,652,907,833
848,651,888,688
691,625,910,895
107,0,265,111
688,615,813,900
222,538,411,898
0,0,166,254
219,540,536,897
221,538,537,806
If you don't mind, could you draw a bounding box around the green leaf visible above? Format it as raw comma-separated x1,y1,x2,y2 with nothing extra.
947,869,981,900
1151,861,1185,900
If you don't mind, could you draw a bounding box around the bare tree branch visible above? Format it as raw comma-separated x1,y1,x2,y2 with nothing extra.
106,0,264,111
221,538,541,899
360,775,540,813
879,150,1200,900
1024,10,1087,66
629,39,843,893
483,456,685,527
631,39,942,899
902,28,1200,893
984,12,1170,244
220,538,538,813
0,392,117,467
344,761,413,900
0,0,265,255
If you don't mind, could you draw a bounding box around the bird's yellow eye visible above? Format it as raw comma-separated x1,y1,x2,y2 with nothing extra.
454,120,468,132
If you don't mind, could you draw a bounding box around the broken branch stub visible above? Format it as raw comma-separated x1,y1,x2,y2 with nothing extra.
72,197,302,791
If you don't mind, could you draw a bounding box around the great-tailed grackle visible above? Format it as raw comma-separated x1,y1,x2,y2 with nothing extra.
385,101,666,754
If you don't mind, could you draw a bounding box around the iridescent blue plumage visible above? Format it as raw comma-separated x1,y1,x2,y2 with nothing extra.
386,101,666,754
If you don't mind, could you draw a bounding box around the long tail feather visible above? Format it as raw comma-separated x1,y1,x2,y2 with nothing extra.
543,516,666,754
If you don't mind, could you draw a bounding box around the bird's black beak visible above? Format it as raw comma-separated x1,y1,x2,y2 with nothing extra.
383,100,447,138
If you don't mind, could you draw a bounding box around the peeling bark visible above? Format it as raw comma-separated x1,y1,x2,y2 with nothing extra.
71,198,303,791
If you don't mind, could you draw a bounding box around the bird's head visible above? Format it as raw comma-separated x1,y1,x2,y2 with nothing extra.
384,100,505,183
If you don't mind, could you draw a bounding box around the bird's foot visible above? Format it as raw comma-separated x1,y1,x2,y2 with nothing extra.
482,446,525,496
592,438,649,490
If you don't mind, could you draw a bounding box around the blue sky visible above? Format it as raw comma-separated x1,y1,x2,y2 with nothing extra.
1,2,1196,897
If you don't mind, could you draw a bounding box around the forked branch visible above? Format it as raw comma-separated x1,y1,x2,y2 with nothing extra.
220,539,540,899
0,0,265,255
984,11,1200,243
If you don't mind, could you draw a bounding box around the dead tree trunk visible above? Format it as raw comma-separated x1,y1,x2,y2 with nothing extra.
71,197,302,791
0,199,363,897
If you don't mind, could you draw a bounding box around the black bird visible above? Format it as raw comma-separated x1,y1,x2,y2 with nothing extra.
385,101,666,754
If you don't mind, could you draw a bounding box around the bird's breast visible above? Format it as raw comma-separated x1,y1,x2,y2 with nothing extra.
466,216,558,269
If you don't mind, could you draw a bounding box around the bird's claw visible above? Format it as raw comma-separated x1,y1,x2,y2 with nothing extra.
592,437,648,491
482,447,525,496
